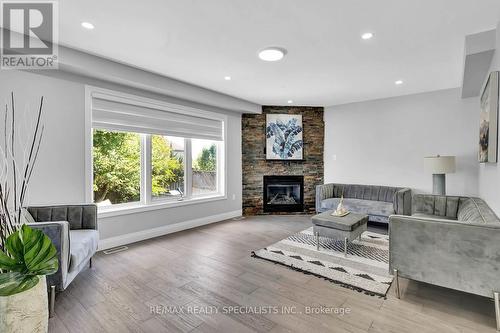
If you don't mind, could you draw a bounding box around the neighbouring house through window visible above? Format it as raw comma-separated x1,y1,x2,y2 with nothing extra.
192,138,218,196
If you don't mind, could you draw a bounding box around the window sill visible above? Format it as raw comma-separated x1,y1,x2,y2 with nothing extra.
98,194,226,218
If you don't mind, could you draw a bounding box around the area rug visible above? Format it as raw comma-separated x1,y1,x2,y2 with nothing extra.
252,227,393,297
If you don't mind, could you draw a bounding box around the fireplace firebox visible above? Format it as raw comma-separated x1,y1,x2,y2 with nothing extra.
263,175,304,213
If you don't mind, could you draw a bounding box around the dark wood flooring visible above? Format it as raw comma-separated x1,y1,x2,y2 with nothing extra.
49,215,497,332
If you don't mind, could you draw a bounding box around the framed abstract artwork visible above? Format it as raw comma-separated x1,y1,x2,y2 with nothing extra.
479,71,499,163
266,114,303,160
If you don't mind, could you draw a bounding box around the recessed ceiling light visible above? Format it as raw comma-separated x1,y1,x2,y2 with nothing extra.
81,22,95,30
258,47,286,62
224,76,231,81
287,100,293,104
395,80,404,85
361,32,374,40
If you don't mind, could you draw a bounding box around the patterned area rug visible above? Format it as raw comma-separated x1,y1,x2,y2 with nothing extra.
252,227,393,297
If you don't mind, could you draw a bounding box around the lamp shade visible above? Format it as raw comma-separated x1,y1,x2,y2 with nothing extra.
424,155,456,174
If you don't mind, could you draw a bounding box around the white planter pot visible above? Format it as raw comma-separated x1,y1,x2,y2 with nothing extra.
0,276,48,333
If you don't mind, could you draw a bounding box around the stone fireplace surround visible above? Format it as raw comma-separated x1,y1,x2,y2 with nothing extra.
242,106,324,215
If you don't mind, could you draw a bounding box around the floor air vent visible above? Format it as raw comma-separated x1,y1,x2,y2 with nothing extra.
103,246,129,255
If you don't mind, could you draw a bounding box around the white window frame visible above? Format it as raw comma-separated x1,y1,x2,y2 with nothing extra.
85,86,227,217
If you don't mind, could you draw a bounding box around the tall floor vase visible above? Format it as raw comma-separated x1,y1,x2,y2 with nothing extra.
0,276,48,333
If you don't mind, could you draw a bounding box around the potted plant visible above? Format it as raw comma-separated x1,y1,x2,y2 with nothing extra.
0,93,58,333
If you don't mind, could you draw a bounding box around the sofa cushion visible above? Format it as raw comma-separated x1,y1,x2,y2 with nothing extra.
334,184,401,203
321,198,394,220
368,215,390,223
412,194,460,219
27,205,97,230
69,230,98,271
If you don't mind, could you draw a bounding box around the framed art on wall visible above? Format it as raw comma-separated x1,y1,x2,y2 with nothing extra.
479,71,499,163
266,114,304,160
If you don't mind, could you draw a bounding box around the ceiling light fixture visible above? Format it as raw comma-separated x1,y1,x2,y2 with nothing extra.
395,80,404,85
287,100,293,104
258,47,286,62
361,32,374,40
81,22,95,30
224,76,231,81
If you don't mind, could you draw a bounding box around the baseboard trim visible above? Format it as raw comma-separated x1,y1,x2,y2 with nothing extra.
98,209,242,250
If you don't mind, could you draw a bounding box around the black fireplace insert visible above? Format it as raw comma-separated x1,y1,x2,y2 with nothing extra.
263,175,304,213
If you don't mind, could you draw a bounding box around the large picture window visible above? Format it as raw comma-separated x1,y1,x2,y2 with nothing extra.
88,87,226,212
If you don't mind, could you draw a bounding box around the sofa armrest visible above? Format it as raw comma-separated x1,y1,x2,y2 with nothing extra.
389,215,500,298
393,188,411,215
27,204,98,230
27,221,70,291
316,184,335,212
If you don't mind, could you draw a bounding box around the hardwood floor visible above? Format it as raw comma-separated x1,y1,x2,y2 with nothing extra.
49,215,497,332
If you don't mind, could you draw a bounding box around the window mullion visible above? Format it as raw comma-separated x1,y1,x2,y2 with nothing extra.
185,138,193,199
142,134,152,205
217,141,224,196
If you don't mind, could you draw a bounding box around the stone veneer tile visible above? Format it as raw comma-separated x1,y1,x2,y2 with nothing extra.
242,106,324,215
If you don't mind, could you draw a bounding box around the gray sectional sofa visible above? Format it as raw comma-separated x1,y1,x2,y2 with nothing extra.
315,183,411,223
389,194,500,329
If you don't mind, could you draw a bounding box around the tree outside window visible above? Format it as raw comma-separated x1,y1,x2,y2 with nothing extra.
151,135,184,199
93,129,141,205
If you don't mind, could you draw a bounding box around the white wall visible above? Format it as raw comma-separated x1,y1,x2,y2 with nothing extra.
0,71,86,204
478,21,500,215
324,88,479,196
0,70,242,246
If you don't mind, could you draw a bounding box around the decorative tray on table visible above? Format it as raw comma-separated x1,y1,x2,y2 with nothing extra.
331,211,350,217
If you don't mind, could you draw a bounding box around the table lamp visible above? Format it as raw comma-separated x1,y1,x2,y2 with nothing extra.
424,155,456,195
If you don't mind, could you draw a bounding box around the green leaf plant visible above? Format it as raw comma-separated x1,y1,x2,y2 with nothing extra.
0,224,58,296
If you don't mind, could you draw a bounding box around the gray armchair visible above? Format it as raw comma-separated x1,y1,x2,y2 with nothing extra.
26,204,98,316
389,194,500,330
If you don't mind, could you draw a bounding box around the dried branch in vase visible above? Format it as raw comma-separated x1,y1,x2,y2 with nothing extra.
0,93,44,252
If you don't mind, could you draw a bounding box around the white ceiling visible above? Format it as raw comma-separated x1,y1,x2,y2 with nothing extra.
59,0,500,106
